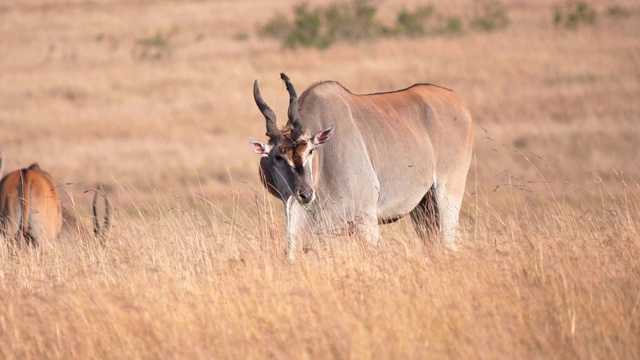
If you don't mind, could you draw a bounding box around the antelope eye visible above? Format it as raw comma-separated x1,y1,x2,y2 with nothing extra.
309,148,316,155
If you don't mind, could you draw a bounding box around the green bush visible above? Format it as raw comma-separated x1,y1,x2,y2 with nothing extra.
554,2,597,28
324,0,381,41
259,0,509,50
441,16,465,36
471,1,510,32
260,1,384,49
394,6,434,37
285,3,329,49
259,12,292,40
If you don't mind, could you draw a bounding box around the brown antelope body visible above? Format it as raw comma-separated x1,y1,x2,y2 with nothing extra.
0,157,62,245
250,74,474,260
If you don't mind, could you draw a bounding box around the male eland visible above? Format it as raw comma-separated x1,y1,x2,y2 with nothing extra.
250,74,473,260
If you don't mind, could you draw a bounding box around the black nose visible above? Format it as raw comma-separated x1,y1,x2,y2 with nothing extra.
298,189,313,204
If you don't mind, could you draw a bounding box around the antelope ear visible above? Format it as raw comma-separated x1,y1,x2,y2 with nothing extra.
249,138,271,157
312,124,335,148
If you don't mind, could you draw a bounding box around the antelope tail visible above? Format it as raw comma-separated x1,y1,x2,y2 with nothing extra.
91,186,111,245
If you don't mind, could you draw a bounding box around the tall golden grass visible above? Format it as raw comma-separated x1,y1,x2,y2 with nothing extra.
1,0,639,358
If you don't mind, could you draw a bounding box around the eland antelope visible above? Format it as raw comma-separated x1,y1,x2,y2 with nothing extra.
0,154,63,245
250,74,473,260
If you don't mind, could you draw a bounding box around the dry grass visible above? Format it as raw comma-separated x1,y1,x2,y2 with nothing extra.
0,0,639,358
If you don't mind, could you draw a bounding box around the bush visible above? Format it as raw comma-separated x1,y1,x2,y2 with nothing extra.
554,2,597,29
259,12,292,40
394,6,434,37
285,3,329,49
324,0,381,41
441,16,465,36
259,0,509,50
471,1,510,32
260,0,384,49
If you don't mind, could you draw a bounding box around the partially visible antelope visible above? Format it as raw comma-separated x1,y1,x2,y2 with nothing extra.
0,154,63,246
86,185,111,246
250,74,474,260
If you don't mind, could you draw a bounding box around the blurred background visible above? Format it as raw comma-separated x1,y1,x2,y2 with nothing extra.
1,0,638,218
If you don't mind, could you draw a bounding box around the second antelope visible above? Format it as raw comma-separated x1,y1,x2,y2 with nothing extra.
250,74,474,260
0,154,111,246
0,155,62,245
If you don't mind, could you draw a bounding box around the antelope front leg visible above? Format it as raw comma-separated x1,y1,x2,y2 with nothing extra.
356,213,380,248
285,197,308,262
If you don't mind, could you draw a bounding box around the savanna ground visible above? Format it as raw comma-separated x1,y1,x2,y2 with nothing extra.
0,0,639,358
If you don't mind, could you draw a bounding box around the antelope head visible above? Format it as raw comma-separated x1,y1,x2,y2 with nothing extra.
250,73,334,206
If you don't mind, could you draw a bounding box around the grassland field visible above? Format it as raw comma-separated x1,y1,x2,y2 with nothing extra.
0,0,639,358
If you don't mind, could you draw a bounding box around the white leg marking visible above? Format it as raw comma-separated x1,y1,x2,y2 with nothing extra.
435,184,464,251
285,197,308,261
356,214,380,247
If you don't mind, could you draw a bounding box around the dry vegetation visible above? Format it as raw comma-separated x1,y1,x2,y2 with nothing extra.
0,0,639,358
